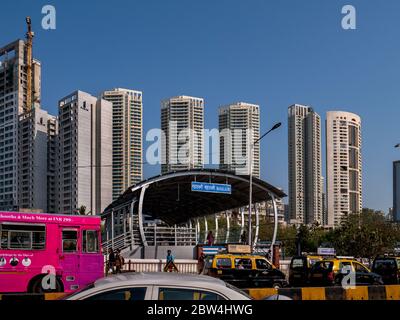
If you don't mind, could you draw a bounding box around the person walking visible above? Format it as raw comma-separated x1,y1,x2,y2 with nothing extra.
107,248,116,275
197,252,206,274
207,231,215,246
240,231,247,244
115,248,125,274
164,249,178,272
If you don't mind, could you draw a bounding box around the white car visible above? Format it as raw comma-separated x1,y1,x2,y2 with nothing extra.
63,272,252,300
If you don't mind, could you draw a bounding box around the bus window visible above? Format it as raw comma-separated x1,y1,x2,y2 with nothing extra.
83,230,99,253
9,231,30,249
62,230,78,252
1,230,8,249
0,224,45,250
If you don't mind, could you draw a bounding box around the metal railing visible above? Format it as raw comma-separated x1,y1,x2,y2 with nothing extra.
120,259,198,274
102,226,197,254
144,226,197,246
102,232,134,253
198,228,243,245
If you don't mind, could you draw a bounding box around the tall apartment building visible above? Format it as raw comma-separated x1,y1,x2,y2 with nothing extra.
288,104,323,225
261,198,286,223
219,102,260,177
393,161,400,222
161,96,204,174
18,109,58,212
102,88,143,200
0,39,45,210
46,115,58,213
58,91,112,215
326,111,362,227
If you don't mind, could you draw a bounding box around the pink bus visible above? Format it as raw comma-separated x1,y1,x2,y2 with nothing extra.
0,212,104,293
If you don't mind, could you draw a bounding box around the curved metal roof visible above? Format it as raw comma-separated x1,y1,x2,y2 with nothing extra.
103,169,286,225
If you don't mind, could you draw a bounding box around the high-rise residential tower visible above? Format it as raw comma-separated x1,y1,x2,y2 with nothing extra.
288,104,323,225
326,111,362,227
0,37,51,211
218,102,260,177
18,109,58,212
102,88,143,200
161,96,204,174
57,90,112,215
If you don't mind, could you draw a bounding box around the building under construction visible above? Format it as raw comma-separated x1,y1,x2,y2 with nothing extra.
0,18,57,211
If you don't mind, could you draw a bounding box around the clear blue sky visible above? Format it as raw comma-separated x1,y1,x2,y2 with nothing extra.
1,0,400,212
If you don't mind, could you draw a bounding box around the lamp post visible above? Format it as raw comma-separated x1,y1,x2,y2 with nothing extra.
248,122,281,251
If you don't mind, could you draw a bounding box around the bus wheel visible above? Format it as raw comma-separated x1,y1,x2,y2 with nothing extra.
29,276,64,293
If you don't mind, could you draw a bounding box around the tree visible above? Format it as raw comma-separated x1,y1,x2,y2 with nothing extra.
330,209,398,258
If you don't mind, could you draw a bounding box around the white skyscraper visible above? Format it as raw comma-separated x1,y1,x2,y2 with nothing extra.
326,111,362,227
102,88,143,200
0,40,38,209
58,90,112,215
288,104,323,225
18,109,58,212
218,102,260,177
0,37,58,212
161,96,204,174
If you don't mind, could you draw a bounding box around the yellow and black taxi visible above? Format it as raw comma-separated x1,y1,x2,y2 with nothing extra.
288,255,323,287
309,257,383,286
203,251,288,289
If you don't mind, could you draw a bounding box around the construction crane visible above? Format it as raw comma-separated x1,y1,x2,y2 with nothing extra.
25,16,34,112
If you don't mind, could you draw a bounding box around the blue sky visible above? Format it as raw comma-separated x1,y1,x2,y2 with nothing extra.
1,0,399,212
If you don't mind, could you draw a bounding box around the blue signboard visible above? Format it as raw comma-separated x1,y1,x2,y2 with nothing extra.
191,181,232,194
202,246,226,256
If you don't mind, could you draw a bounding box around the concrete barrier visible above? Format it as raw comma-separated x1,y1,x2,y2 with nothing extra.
0,293,66,300
246,285,400,300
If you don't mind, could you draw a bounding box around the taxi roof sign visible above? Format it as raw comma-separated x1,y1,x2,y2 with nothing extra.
227,244,251,254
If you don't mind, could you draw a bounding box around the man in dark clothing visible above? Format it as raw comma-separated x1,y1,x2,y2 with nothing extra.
241,231,247,244
108,248,116,274
197,252,206,274
115,248,125,274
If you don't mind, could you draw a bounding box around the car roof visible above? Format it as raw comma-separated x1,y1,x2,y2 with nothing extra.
94,272,228,288
322,258,354,262
292,255,322,259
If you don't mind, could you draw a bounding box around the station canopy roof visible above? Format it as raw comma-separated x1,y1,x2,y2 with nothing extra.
103,169,286,225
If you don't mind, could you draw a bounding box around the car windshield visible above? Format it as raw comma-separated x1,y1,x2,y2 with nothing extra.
312,261,333,272
373,259,397,271
224,282,253,300
308,259,321,267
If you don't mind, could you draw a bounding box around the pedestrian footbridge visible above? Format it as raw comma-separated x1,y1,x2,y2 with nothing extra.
101,169,286,259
